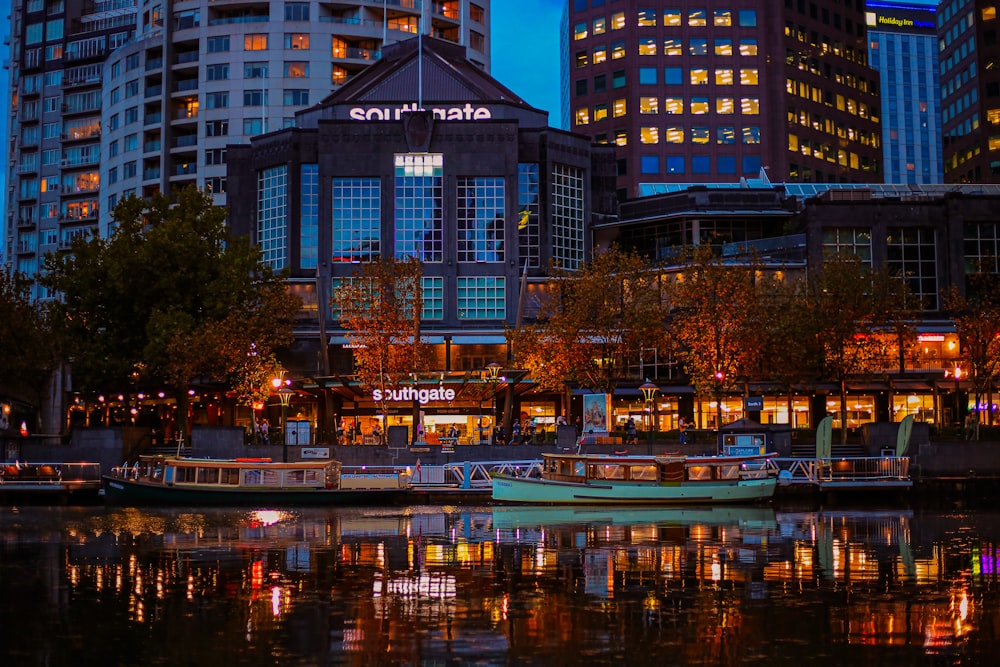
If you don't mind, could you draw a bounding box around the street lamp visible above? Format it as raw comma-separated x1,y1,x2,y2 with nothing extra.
640,380,659,455
271,373,293,462
484,363,503,444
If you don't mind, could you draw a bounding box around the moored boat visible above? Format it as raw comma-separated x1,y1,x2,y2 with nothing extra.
103,455,412,505
491,451,778,505
0,461,103,501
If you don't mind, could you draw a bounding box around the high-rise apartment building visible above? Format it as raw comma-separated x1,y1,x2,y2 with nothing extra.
567,1,883,198
4,0,491,299
938,0,1000,183
866,1,943,184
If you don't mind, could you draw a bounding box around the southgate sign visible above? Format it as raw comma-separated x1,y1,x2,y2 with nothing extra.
348,102,493,121
372,386,457,404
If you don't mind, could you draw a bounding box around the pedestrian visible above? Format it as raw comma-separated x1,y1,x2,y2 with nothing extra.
678,416,687,444
260,418,270,444
512,420,521,445
625,417,637,445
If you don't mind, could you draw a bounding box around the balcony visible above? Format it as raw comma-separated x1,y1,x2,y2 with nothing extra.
173,79,199,93
144,112,162,126
143,140,161,153
146,57,163,71
172,134,198,148
145,85,163,98
143,168,161,181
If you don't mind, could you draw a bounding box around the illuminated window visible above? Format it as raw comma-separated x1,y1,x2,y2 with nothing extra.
663,9,682,26
740,69,759,85
639,38,657,55
664,38,683,55
640,127,659,144
788,134,798,152
244,34,268,50
575,107,589,125
689,9,707,26
690,69,708,85
741,98,760,114
691,98,709,114
717,98,734,114
594,103,608,121
612,41,626,59
638,8,657,26
739,39,758,56
594,17,606,34
574,22,588,40
665,97,684,114
593,45,607,64
575,51,588,68
715,39,733,56
714,9,732,26
284,33,309,50
640,96,659,114
611,12,625,30
665,127,685,143
613,98,626,117
284,62,308,78
743,126,760,144
614,129,627,146
717,126,736,144
692,127,709,144
715,68,734,85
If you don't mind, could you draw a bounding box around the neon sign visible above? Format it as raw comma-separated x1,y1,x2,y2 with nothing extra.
372,386,456,404
348,102,493,121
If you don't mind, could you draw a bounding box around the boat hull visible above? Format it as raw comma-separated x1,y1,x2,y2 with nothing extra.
491,474,776,505
102,476,410,506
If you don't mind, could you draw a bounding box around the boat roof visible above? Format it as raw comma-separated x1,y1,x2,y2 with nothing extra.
136,455,336,468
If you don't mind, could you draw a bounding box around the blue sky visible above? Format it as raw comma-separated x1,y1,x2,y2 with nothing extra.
491,0,566,127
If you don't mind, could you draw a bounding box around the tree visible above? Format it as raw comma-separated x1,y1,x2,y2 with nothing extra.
510,246,669,408
0,268,59,412
671,247,765,431
942,271,1000,433
333,257,428,441
42,186,300,436
805,255,900,443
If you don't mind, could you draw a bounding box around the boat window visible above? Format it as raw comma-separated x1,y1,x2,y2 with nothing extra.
600,464,626,480
243,469,280,486
286,470,324,486
196,467,220,484
629,465,658,481
717,464,740,480
220,468,240,485
687,465,712,481
573,461,585,477
175,467,196,483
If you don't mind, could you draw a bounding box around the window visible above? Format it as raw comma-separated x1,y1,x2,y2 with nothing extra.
205,177,227,194
691,69,708,85
207,36,229,52
575,107,590,126
244,90,267,106
692,155,711,174
283,89,308,105
715,39,733,56
689,9,707,26
594,103,608,121
284,2,309,21
689,39,708,56
741,98,760,114
205,92,228,108
714,9,732,26
665,127,684,143
594,74,607,92
284,62,308,78
639,67,657,84
717,98,735,114
124,107,138,124
715,68,733,85
638,38,656,56
691,127,709,144
612,70,626,88
640,127,659,143
574,22,588,40
664,38,682,56
332,177,381,262
206,64,229,81
258,165,288,270
284,33,309,50
457,277,505,319
663,9,682,26
743,126,761,144
738,9,757,27
640,156,660,174
717,126,735,144
245,34,268,51
638,8,657,26
575,79,588,96
691,98,709,114
551,164,585,270
740,69,759,85
612,41,625,59
243,119,265,135
639,96,658,114
394,154,443,262
665,98,684,114
743,156,761,175
205,120,229,136
593,45,607,64
664,67,682,85
245,62,269,79
518,163,541,268
739,39,758,56
613,98,626,117
457,177,505,263
666,156,685,173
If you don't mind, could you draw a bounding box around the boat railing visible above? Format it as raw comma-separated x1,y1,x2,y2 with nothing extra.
396,460,543,488
774,456,910,485
1,461,102,484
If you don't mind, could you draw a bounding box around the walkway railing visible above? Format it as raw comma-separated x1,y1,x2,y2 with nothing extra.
774,456,911,488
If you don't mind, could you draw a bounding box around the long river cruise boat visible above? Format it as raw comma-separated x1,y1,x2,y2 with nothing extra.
491,451,779,505
103,456,411,505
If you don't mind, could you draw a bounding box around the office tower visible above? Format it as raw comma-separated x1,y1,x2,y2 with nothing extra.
866,1,943,184
939,0,1000,183
567,1,883,198
4,0,491,299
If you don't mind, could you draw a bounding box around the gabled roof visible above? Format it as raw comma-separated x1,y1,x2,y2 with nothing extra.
318,36,536,110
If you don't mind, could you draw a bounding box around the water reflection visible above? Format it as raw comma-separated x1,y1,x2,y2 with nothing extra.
2,504,999,665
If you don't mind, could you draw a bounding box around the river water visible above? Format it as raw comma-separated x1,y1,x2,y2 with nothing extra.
1,501,999,666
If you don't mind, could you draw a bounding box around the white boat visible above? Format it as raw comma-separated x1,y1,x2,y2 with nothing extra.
491,451,778,505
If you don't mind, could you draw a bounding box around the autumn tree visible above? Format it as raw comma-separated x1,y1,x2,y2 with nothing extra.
671,246,765,430
42,186,300,436
333,257,429,441
942,270,1000,433
0,268,59,421
805,255,902,443
510,246,669,414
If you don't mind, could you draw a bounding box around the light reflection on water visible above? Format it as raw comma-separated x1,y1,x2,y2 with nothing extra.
1,504,999,666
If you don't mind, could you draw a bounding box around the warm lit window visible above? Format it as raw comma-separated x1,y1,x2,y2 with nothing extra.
663,9,682,26
665,98,684,114
690,69,708,85
640,127,659,144
715,39,732,56
689,9,707,26
638,9,657,26
665,127,685,143
613,98,626,117
284,62,308,78
594,17,606,34
611,12,625,29
740,39,758,56
640,96,659,114
714,9,732,26
664,38,682,55
614,129,627,146
593,45,607,64
639,38,657,55
285,33,309,50
612,41,625,58
715,69,734,85
983,6,997,20
575,107,589,125
741,98,760,114
740,69,759,85
788,134,798,152
245,34,268,50
691,98,709,114
574,22,588,40
692,127,710,144
576,51,588,68
717,98,734,114
594,103,608,121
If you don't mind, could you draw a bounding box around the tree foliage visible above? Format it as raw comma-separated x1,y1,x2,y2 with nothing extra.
0,268,58,404
41,186,300,424
333,257,429,431
510,246,668,396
